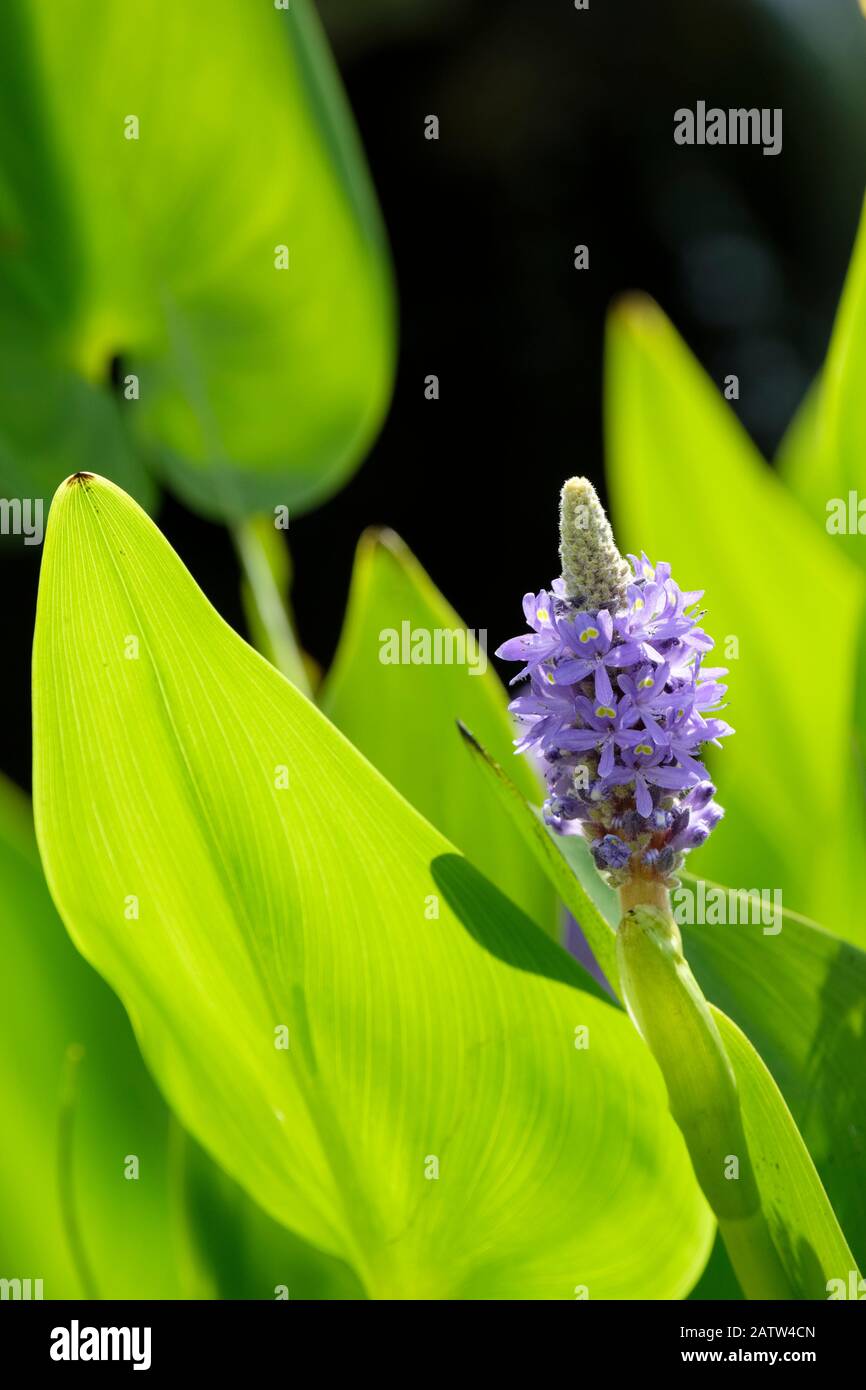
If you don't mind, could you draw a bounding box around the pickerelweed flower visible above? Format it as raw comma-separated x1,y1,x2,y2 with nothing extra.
496,478,732,890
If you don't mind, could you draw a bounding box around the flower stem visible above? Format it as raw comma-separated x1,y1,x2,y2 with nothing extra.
232,517,313,698
619,876,671,915
615,894,794,1299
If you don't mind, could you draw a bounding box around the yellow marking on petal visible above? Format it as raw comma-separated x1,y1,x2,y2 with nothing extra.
638,677,654,689
546,671,555,684
635,743,653,756
595,705,616,719
579,627,599,643
536,607,549,623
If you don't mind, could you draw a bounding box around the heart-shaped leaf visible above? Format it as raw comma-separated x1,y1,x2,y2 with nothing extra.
0,0,394,520
33,473,713,1300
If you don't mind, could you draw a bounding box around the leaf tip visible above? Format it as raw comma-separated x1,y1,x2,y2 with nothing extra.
361,525,408,560
456,719,492,764
609,291,667,341
456,717,478,747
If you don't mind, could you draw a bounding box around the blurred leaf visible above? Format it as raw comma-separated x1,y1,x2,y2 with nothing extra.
687,1232,743,1300
777,194,866,575
0,332,154,518
0,0,394,520
776,200,866,838
34,474,713,1300
181,1136,364,1301
605,295,866,944
234,518,316,696
775,375,820,499
0,774,197,1298
322,529,560,939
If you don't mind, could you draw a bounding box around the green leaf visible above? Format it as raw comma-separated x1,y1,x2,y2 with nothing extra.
322,529,560,939
777,194,866,574
712,1007,857,1300
615,902,855,1299
0,332,155,519
682,890,866,1274
0,0,394,520
0,770,353,1299
605,294,866,944
527,802,866,1283
180,1134,365,1301
454,721,618,988
775,200,866,852
455,744,864,1289
34,473,713,1300
0,774,198,1298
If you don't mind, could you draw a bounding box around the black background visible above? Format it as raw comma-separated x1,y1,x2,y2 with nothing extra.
4,0,866,789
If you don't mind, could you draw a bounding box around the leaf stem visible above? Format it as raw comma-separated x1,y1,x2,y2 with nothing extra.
231,518,313,697
58,1044,100,1300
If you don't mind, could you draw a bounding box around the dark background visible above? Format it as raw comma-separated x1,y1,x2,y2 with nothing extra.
5,0,866,789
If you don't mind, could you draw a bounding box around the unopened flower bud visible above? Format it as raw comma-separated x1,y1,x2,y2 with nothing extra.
558,477,632,610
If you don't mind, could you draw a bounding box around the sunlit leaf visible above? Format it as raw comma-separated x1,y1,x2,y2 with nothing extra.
323,529,559,938
605,294,866,944
712,1008,857,1299
0,771,355,1300
776,200,866,832
33,473,713,1300
683,891,866,1273
777,194,866,574
0,774,198,1298
0,0,394,520
456,738,865,1286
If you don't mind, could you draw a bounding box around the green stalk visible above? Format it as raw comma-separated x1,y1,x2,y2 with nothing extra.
232,517,313,698
616,887,792,1300
58,1043,100,1300
717,1210,795,1301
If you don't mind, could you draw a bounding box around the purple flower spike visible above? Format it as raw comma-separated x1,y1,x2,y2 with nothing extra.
497,477,732,888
